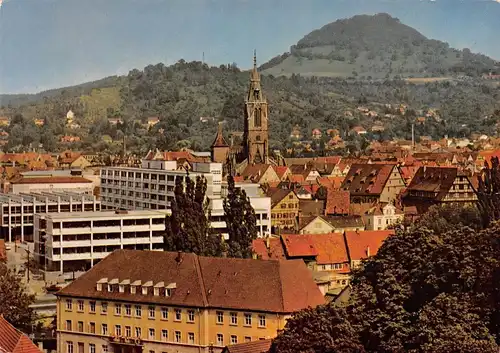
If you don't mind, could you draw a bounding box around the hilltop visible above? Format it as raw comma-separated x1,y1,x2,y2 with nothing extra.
261,13,499,79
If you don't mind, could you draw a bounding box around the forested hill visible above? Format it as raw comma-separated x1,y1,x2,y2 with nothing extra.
261,13,500,79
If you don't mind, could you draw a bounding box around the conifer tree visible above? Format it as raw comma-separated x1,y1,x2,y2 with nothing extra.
164,174,224,256
223,175,258,258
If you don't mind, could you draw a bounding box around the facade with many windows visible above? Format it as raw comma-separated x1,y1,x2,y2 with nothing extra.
100,161,271,238
56,250,324,353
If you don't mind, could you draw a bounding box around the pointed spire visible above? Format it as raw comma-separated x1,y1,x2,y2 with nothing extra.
251,50,260,82
253,49,257,70
212,121,229,148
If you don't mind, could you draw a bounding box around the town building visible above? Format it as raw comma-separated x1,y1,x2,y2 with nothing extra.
267,188,299,231
402,166,478,213
0,192,101,243
341,164,406,203
56,250,324,353
34,210,167,273
363,203,404,230
100,160,271,237
8,176,93,195
222,339,272,353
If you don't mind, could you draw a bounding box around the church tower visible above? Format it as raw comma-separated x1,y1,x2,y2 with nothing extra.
244,51,269,164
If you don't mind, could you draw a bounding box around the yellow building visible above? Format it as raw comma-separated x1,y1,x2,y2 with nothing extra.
56,250,324,353
266,189,299,230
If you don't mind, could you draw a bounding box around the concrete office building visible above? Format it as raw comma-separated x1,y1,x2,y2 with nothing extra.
100,160,271,237
34,210,167,273
0,192,101,242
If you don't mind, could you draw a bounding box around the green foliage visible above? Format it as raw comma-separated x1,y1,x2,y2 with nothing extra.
477,156,500,227
0,262,36,331
271,204,500,353
164,175,225,257
223,176,258,258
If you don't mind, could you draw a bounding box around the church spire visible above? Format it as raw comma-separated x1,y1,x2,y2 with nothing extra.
212,121,229,148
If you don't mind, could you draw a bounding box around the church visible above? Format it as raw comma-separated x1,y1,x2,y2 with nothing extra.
210,52,273,175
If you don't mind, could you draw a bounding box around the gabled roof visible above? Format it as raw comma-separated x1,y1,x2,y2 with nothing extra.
272,166,290,179
222,339,272,353
0,316,41,353
341,164,396,196
344,230,394,261
252,238,286,261
281,233,350,266
266,188,296,208
325,189,350,215
211,123,229,148
57,250,324,314
406,166,460,200
240,164,272,181
299,200,325,217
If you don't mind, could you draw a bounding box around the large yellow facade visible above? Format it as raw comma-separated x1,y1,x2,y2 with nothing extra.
57,297,288,353
270,191,299,229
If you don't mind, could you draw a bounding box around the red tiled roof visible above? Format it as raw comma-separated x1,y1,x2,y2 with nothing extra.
10,176,92,185
288,174,305,183
240,164,272,181
0,316,41,353
325,189,350,215
317,176,344,189
344,230,394,261
272,166,290,179
57,250,324,314
282,233,350,266
341,164,395,196
252,238,286,261
223,339,272,353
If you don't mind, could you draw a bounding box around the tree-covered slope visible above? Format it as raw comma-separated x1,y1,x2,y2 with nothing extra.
261,13,500,79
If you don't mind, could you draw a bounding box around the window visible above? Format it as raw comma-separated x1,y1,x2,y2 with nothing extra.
125,326,131,337
66,299,73,310
135,327,142,338
101,302,108,314
188,332,195,344
66,341,74,353
148,306,155,319
78,343,84,353
161,307,168,320
89,322,95,334
216,311,224,324
230,312,237,325
245,336,252,343
89,301,96,313
78,300,84,312
89,344,95,353
175,331,181,343
115,304,121,315
187,310,195,323
231,335,238,345
244,313,252,326
161,329,168,341
258,315,266,327
115,325,121,336
149,328,155,340
125,304,131,316
217,334,224,346
101,345,108,353
135,305,142,317
66,320,72,331
101,324,108,335
77,321,83,332
175,309,181,321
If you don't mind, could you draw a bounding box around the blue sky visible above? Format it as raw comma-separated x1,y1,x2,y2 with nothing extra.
0,0,499,94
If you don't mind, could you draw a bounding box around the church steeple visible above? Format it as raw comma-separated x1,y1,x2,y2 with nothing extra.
244,51,269,164
211,121,230,163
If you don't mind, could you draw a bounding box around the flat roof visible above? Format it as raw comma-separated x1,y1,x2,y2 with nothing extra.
41,210,168,221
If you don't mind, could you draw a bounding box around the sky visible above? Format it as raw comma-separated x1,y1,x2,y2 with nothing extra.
0,0,499,94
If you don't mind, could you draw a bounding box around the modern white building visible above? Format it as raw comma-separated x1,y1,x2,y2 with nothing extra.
34,210,167,273
100,161,271,237
0,192,101,242
8,175,94,195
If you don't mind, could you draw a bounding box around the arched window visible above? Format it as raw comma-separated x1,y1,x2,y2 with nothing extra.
254,108,262,127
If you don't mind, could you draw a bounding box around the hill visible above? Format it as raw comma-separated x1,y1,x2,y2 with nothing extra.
261,13,500,79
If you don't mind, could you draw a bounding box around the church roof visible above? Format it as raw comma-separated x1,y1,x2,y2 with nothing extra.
212,123,229,148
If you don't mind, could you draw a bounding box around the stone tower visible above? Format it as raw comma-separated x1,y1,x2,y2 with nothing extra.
211,122,230,163
244,51,269,164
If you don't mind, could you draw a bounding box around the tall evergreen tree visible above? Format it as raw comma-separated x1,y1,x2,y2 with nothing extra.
223,175,258,258
164,174,224,256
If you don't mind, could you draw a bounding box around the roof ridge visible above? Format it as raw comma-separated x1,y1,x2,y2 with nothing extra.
276,261,285,312
193,254,208,307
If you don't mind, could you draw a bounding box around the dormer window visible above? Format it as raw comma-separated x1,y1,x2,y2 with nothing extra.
131,286,136,294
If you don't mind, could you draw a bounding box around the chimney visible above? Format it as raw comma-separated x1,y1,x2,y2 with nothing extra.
175,251,183,264
366,246,371,257
265,236,270,250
